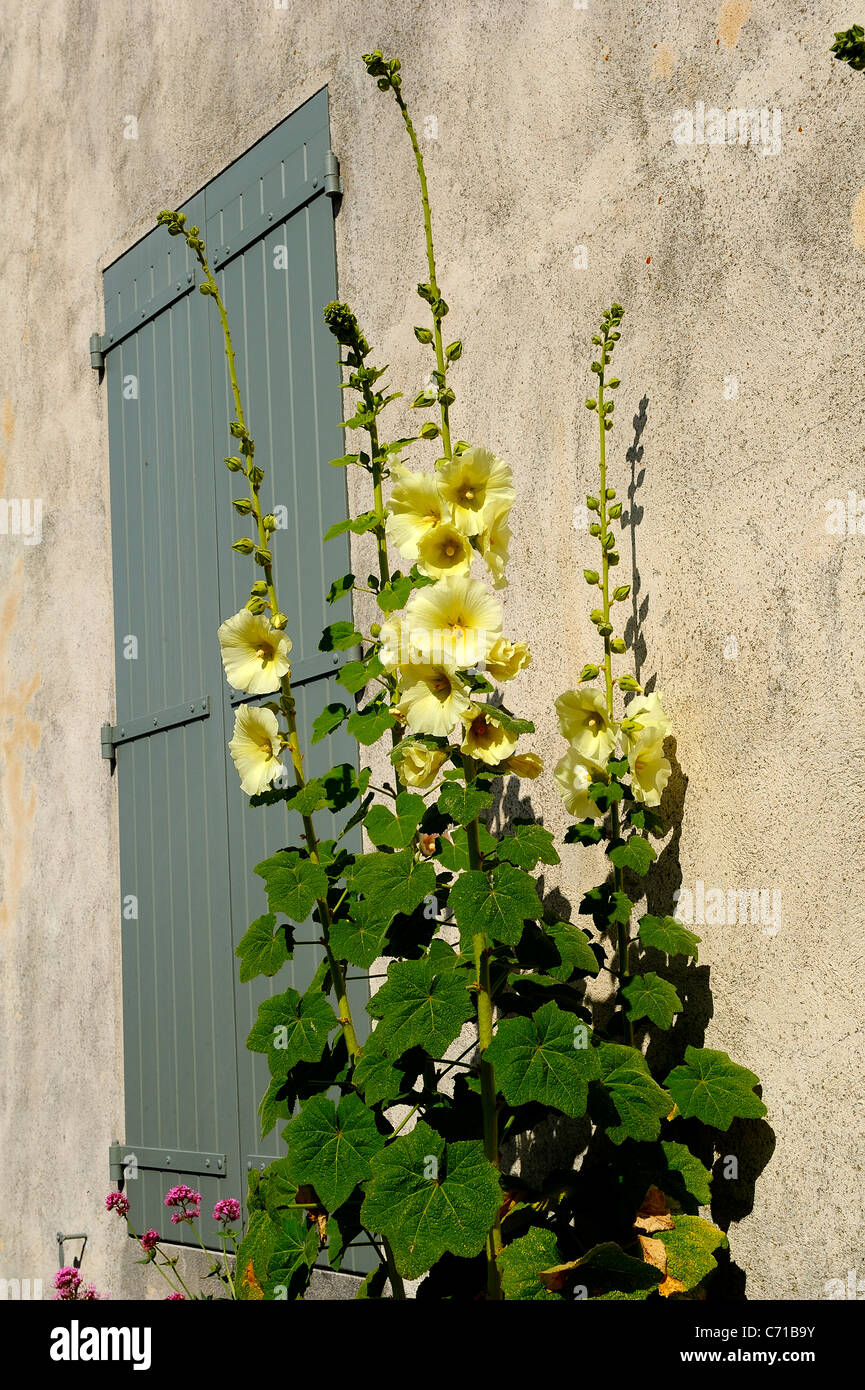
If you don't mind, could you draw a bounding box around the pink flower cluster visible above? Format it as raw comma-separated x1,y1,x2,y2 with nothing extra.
105,1190,130,1217
140,1229,160,1252
212,1198,241,1225
164,1292,186,1300
164,1183,202,1225
52,1266,105,1301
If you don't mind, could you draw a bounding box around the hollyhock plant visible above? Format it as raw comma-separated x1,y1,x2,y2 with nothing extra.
146,47,766,1302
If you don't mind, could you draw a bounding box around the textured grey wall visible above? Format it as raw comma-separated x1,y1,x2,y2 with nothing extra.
1,0,863,1300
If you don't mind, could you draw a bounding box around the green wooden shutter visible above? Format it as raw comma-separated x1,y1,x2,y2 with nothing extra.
102,89,369,1261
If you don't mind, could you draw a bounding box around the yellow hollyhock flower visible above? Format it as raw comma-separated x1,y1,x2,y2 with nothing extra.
404,575,502,670
217,609,292,694
555,688,617,765
554,745,600,819
385,471,447,560
478,501,512,589
437,447,515,538
416,522,473,579
394,666,473,737
395,742,448,789
486,637,531,682
628,725,671,807
622,692,673,743
459,704,518,766
501,751,543,779
228,704,284,796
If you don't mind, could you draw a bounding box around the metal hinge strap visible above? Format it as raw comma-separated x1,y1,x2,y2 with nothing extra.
101,695,210,757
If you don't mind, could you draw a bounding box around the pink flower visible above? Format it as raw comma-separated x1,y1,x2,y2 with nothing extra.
140,1229,160,1252
52,1266,106,1300
213,1198,241,1225
105,1191,130,1217
164,1292,185,1300
164,1184,202,1226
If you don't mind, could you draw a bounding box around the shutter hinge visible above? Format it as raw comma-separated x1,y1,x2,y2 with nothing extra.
108,1139,127,1183
324,149,343,201
90,332,106,372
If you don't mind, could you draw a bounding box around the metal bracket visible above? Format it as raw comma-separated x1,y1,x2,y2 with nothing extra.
323,149,343,200
56,1232,87,1270
119,1146,227,1178
101,695,210,759
89,333,105,372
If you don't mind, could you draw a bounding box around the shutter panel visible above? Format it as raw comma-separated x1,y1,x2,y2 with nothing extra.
103,90,370,1263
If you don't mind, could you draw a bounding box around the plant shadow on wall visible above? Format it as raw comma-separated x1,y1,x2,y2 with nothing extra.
480,392,773,1301
125,51,773,1302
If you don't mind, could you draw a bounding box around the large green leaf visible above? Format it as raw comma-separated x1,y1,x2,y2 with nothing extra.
609,835,656,876
436,822,497,871
311,703,349,744
660,1140,713,1208
664,1046,766,1129
484,1001,601,1116
253,851,328,922
449,863,541,949
540,1241,663,1301
354,1028,417,1106
638,913,701,961
347,701,396,745
349,849,436,929
247,987,337,1070
622,972,682,1029
596,1042,672,1145
366,951,474,1059
361,1121,502,1279
656,1215,728,1291
499,1228,562,1300
496,822,560,871
364,792,425,848
235,912,292,982
328,903,389,969
261,1212,320,1300
234,1209,278,1298
282,1092,386,1211
438,781,493,826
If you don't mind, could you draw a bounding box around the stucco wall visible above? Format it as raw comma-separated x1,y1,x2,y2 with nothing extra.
1,0,863,1301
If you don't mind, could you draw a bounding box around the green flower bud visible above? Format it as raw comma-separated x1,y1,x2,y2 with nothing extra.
606,488,616,498
608,551,620,566
246,596,266,615
232,537,255,555
249,465,264,489
199,282,216,297
590,361,601,374
609,378,621,388
618,674,643,693
413,326,434,344
419,422,440,439
603,419,613,430
589,522,601,537
262,514,277,532
583,569,600,585
251,580,268,596
585,399,597,410
370,623,382,638
609,503,623,519
610,637,626,653
579,664,600,682
254,546,272,567
590,608,605,624
445,340,462,361
232,497,253,515
271,612,289,630
586,496,600,511
598,621,613,636
613,584,631,601
224,456,244,472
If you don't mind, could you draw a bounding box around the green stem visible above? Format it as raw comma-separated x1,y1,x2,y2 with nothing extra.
381,1235,407,1300
395,92,453,461
597,334,632,1048
193,244,362,1064
466,812,503,1300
